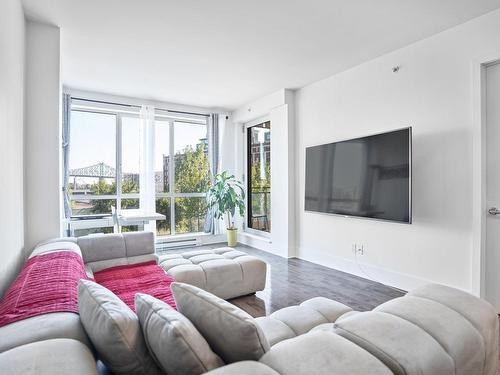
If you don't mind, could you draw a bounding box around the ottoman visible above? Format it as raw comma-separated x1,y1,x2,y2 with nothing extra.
159,247,267,300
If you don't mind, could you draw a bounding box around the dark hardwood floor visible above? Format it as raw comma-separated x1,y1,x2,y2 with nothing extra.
158,243,405,317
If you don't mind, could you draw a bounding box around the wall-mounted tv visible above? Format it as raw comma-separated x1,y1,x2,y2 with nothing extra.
305,127,412,223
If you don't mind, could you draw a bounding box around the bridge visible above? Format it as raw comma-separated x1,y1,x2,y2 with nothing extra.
70,163,116,178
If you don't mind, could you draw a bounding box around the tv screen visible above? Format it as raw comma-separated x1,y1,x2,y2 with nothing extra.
305,128,411,223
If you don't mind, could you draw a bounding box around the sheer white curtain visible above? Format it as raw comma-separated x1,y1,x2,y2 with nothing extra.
204,113,220,234
139,105,156,224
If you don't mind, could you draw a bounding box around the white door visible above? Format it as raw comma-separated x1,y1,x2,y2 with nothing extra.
485,61,500,312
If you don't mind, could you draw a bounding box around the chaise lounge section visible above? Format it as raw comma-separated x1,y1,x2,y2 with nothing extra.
204,283,498,375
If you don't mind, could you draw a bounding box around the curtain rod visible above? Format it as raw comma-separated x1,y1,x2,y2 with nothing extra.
71,97,211,117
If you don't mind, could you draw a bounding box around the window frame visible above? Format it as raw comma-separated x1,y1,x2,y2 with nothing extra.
154,115,209,238
243,116,271,238
69,108,140,218
67,102,210,238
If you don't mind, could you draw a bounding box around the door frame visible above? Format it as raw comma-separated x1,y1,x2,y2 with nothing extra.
472,51,500,297
243,115,272,239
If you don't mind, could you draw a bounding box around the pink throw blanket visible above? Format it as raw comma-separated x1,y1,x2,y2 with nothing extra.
93,261,176,311
0,251,90,327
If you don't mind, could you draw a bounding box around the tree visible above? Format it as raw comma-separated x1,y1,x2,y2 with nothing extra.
89,177,138,214
174,143,210,233
155,198,171,235
90,178,116,214
250,161,271,213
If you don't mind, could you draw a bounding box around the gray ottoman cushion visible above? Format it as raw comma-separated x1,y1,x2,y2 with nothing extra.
78,280,160,375
172,282,270,363
0,338,98,375
259,331,392,375
159,247,266,299
135,293,223,375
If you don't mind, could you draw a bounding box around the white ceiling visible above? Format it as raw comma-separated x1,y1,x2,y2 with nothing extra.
22,0,500,110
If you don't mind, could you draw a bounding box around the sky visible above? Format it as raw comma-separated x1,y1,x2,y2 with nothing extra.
70,111,206,175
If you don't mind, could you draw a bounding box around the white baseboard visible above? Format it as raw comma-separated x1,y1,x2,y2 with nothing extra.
238,232,273,252
296,247,434,292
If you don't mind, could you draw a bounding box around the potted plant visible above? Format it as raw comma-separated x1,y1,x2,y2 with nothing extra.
206,171,245,247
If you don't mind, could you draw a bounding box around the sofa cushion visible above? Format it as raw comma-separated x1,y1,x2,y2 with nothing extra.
0,312,91,353
77,234,126,263
123,231,155,257
254,317,296,347
0,338,98,375
375,295,485,375
409,283,499,375
77,232,155,263
135,293,223,375
255,297,352,346
85,254,158,273
171,282,270,363
203,361,280,375
77,280,160,375
259,331,392,375
333,311,455,375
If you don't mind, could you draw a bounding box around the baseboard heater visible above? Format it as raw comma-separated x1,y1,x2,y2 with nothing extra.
156,237,200,250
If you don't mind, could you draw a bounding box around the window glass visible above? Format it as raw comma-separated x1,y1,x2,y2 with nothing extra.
155,198,171,236
175,197,207,234
74,227,113,237
174,122,210,193
121,116,140,194
67,106,211,238
154,120,170,194
69,111,116,217
247,121,271,232
70,197,116,216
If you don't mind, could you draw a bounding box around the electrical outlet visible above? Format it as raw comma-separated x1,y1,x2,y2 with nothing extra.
353,243,364,255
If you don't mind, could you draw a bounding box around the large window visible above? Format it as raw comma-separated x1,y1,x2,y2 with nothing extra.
247,121,271,233
69,111,117,217
154,119,210,237
67,101,210,238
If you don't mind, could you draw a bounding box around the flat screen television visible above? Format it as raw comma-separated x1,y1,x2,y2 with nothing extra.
305,127,412,223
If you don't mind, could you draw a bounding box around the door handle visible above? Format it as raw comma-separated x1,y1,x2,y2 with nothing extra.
489,207,500,215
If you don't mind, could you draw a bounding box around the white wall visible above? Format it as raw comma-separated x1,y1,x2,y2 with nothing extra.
24,21,62,250
0,0,25,297
295,9,500,292
232,89,295,258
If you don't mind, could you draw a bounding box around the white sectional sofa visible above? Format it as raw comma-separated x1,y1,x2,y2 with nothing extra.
0,232,497,375
0,232,268,374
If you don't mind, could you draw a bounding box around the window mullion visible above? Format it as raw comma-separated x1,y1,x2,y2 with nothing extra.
116,114,122,213
169,121,175,235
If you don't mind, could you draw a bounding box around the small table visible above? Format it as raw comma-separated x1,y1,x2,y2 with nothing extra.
113,208,166,232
